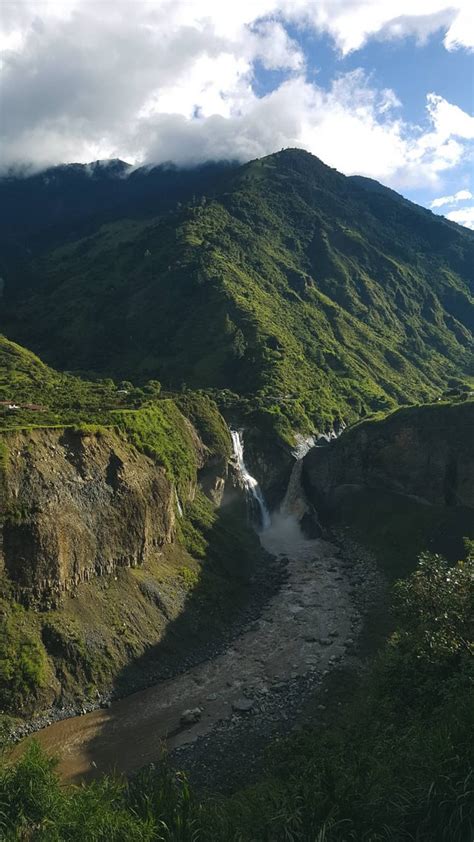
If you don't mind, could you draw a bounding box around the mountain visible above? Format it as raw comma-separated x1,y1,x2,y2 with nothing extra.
303,398,474,574
1,149,473,434
0,158,235,283
1,151,473,842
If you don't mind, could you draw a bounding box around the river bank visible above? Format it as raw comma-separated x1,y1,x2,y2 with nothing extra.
17,515,383,785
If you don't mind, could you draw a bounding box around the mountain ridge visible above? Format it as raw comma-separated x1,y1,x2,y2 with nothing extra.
1,148,472,435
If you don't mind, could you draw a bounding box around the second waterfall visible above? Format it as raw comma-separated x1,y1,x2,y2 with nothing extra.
230,430,271,531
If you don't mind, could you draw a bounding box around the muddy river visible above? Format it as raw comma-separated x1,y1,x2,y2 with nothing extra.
26,514,376,783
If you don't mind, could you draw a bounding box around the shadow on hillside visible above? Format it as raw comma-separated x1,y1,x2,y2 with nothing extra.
44,489,473,786
75,491,282,782
323,487,474,659
328,487,474,579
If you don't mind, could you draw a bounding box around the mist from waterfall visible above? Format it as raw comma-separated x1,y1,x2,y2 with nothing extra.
230,430,271,531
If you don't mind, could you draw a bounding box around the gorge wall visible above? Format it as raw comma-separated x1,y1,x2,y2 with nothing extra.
303,401,474,511
0,400,280,720
1,426,181,608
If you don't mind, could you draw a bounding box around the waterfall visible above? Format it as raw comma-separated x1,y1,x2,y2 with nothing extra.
231,430,271,531
279,458,310,521
175,490,183,518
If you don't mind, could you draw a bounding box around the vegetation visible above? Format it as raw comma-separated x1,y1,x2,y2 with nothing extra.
1,545,472,840
113,402,201,501
0,598,51,712
1,150,472,437
0,489,265,717
0,334,140,431
174,391,232,462
0,148,473,838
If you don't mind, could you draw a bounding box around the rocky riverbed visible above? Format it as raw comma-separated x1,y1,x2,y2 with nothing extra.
21,514,383,785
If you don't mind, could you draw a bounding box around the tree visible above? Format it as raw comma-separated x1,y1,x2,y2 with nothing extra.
144,379,161,399
393,547,473,661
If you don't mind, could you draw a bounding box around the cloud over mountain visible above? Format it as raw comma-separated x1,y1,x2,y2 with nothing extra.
0,0,472,193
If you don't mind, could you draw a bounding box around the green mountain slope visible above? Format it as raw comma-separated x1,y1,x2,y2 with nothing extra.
0,334,136,429
2,149,473,432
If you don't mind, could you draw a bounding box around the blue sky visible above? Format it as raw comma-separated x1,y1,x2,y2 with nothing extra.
271,23,473,214
1,0,473,225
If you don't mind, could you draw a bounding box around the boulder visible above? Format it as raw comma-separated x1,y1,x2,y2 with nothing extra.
180,707,202,726
232,698,254,713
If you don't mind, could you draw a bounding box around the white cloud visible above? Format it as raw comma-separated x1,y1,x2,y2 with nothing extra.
430,189,473,208
2,0,472,57
281,0,474,54
0,0,472,192
445,206,474,228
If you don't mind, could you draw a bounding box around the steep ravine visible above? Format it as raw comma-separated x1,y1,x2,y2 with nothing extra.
2,403,267,719
25,520,381,784
21,443,382,786
1,426,178,608
303,400,474,511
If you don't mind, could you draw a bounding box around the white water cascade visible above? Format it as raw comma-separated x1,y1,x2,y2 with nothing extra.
175,489,183,518
279,458,310,522
231,430,271,531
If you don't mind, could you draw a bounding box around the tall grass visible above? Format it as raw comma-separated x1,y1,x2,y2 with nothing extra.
1,549,472,841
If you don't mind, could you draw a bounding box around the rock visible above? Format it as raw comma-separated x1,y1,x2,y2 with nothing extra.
180,708,202,726
206,693,218,701
318,638,333,646
303,401,474,509
232,698,254,713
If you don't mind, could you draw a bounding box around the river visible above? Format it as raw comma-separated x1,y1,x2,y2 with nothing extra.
19,441,379,784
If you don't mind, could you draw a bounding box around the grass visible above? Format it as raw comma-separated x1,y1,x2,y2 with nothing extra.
112,402,201,501
0,598,53,714
1,548,472,841
2,149,472,439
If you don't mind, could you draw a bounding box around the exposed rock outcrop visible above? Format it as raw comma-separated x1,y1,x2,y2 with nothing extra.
1,427,178,607
303,401,474,511
243,427,294,509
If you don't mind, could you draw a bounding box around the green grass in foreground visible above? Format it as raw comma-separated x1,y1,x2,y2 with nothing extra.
1,545,472,841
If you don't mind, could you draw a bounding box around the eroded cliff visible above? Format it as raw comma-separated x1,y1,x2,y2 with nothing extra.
1,426,178,607
0,398,266,720
303,400,474,511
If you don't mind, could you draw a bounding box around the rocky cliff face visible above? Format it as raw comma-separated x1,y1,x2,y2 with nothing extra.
243,426,295,509
303,401,474,512
1,427,179,608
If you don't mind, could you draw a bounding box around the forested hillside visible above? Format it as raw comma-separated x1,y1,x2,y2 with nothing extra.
1,149,472,434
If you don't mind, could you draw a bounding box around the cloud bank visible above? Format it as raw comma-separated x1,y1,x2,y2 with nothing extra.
0,0,473,193
445,207,474,229
431,189,473,207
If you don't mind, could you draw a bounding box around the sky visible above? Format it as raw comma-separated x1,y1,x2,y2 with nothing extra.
0,0,473,226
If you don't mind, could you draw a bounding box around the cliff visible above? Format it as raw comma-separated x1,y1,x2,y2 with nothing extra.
303,400,474,511
0,426,181,608
0,400,273,719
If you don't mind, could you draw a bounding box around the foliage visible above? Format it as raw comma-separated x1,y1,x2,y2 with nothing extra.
174,391,231,462
2,150,472,437
113,402,200,500
176,490,216,558
0,439,8,471
0,334,139,431
0,599,50,711
1,549,472,840
391,546,473,661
